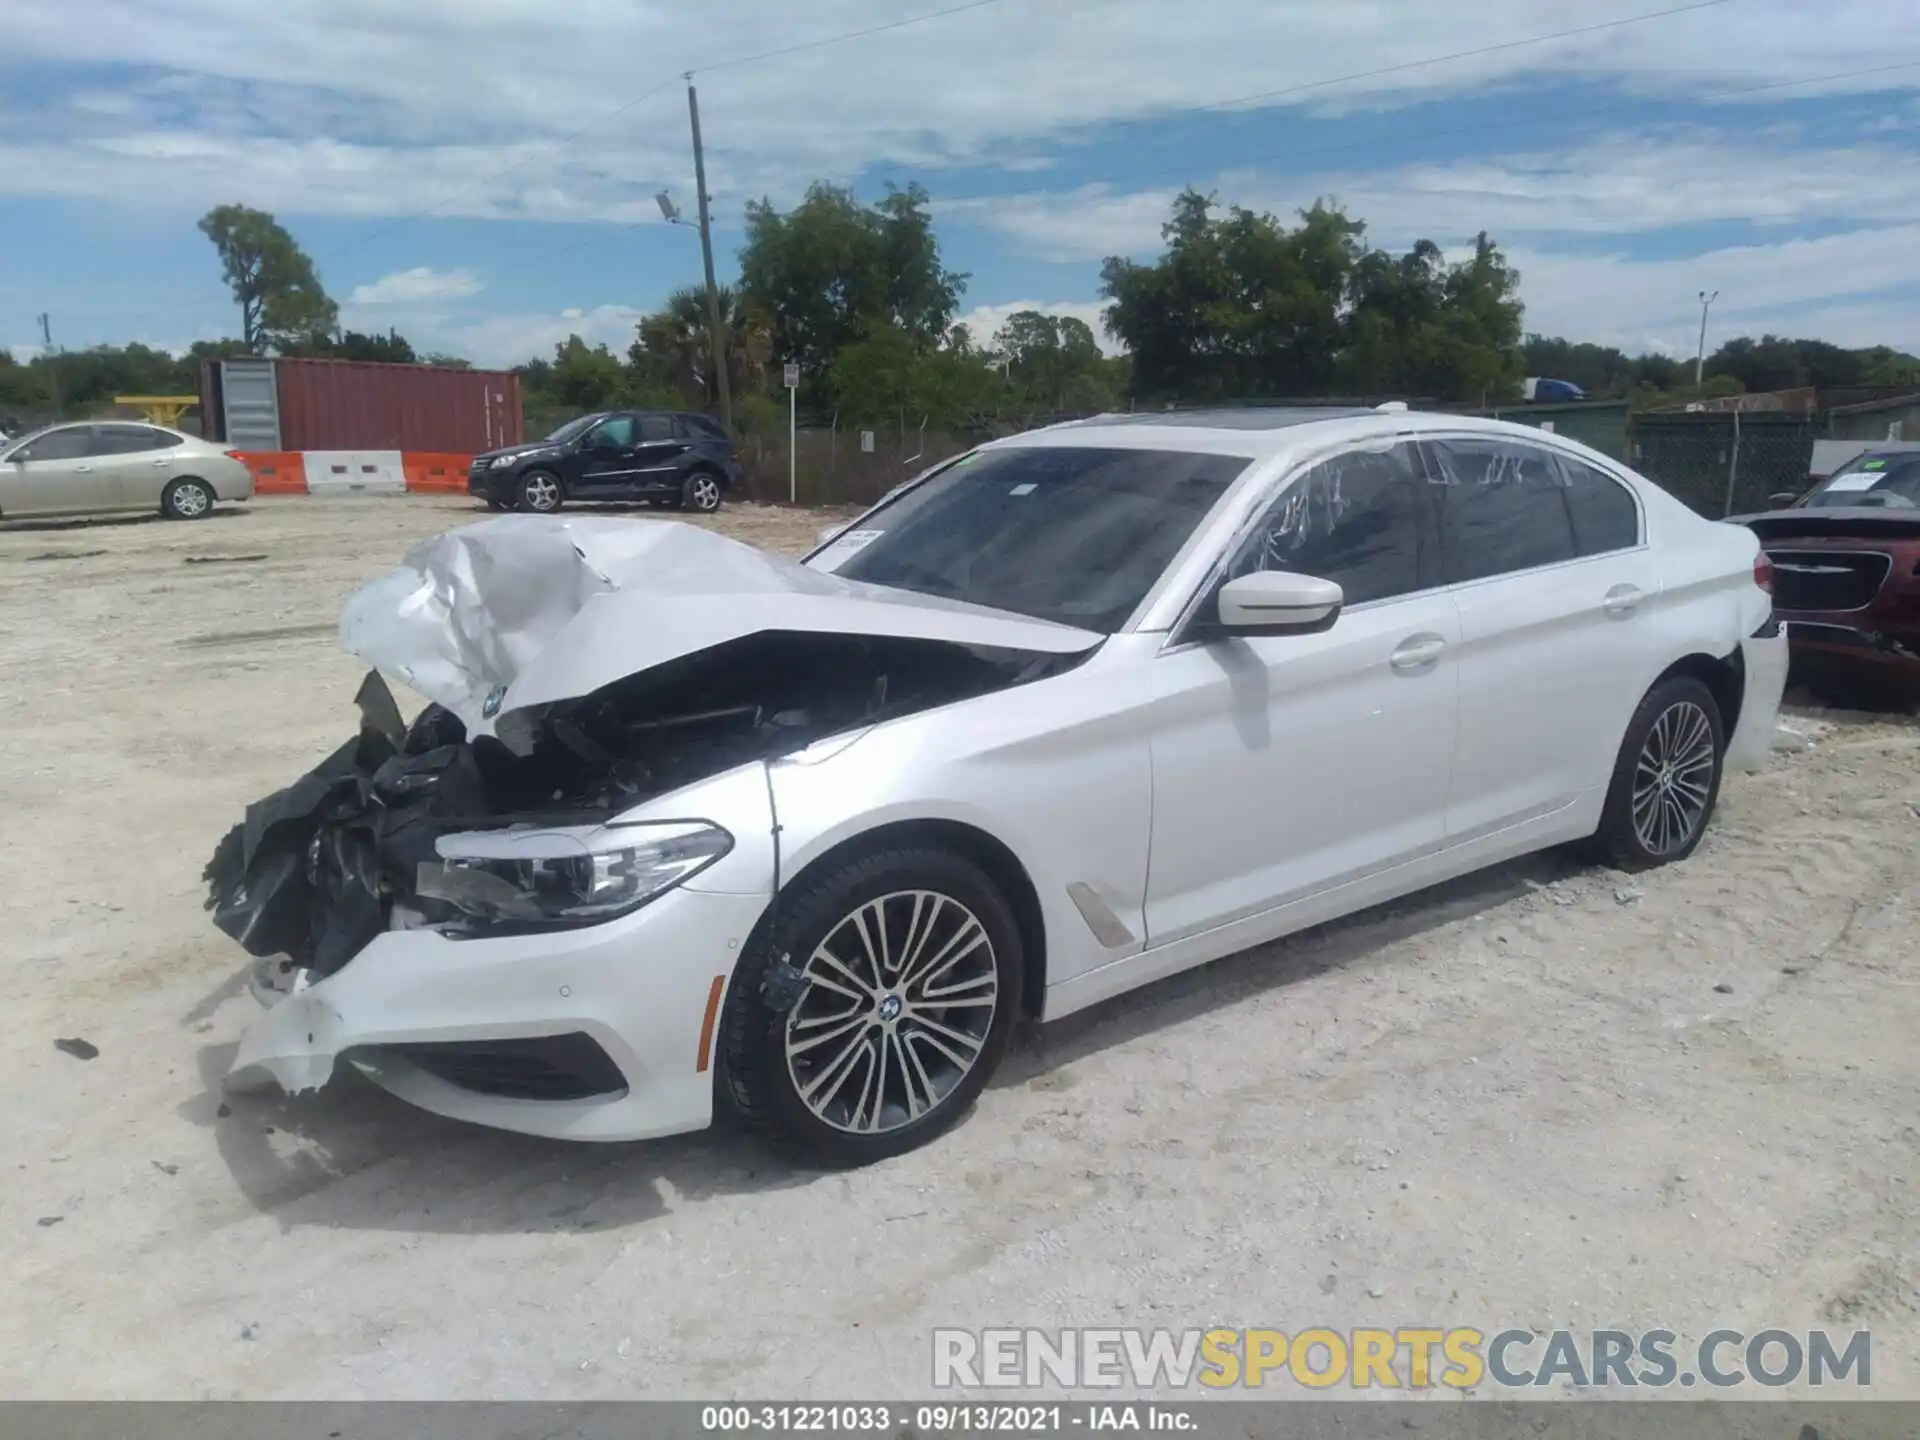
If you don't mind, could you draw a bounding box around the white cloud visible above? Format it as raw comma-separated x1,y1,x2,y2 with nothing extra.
954,300,1122,355
348,266,483,305
956,134,1920,263
1,0,1914,218
426,304,642,369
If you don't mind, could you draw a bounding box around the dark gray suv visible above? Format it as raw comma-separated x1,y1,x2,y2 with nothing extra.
469,410,744,513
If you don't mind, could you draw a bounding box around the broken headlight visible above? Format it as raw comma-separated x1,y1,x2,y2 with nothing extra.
417,821,732,933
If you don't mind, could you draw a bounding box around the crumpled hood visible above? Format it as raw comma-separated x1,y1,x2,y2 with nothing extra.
341,516,1103,737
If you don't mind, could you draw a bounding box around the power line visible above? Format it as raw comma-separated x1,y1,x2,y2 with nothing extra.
325,0,1015,267
1174,0,1742,118
1064,56,1920,193
694,0,1013,76
483,0,1759,271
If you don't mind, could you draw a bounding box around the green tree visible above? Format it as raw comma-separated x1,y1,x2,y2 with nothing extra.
1101,191,1366,402
197,204,338,352
989,311,1119,414
828,321,1002,429
738,181,966,399
543,335,630,410
632,285,774,409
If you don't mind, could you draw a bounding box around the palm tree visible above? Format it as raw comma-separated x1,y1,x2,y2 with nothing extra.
636,286,773,409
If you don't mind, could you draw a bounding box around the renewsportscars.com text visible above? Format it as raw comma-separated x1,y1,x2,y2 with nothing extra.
932,1327,1872,1391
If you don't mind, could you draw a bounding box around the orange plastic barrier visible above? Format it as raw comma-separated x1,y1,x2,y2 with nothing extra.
234,451,308,495
403,453,475,494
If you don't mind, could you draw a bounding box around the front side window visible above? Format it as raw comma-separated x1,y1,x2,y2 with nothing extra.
830,446,1248,633
1427,437,1578,583
589,415,635,447
12,427,91,463
1221,442,1436,608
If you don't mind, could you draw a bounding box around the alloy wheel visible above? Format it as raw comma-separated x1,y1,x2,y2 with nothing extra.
522,475,560,512
1631,700,1715,856
172,482,210,518
689,475,722,512
783,890,1000,1135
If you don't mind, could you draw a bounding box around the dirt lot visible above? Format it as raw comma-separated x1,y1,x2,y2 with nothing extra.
0,495,1915,1401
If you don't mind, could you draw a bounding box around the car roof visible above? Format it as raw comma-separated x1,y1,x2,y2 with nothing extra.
989,406,1572,461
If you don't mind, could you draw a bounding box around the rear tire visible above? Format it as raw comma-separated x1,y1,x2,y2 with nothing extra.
718,845,1022,1167
682,469,724,514
516,470,564,514
1589,675,1725,871
162,477,214,520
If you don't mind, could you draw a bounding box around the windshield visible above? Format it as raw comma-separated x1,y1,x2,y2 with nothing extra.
544,414,604,444
1807,455,1920,509
826,446,1249,633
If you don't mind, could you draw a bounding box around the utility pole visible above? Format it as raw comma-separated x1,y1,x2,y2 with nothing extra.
685,75,734,440
1695,290,1718,386
37,312,62,419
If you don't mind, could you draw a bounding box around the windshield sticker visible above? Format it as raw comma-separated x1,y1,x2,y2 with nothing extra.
1825,472,1882,492
1008,483,1037,496
1863,459,1888,469
834,529,884,550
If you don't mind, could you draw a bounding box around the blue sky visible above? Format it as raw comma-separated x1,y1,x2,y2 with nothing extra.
3,0,1918,368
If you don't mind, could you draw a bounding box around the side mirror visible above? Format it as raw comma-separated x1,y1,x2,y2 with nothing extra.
1216,571,1344,634
1769,490,1802,507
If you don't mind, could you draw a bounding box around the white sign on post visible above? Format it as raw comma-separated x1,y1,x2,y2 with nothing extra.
860,430,875,454
784,363,799,504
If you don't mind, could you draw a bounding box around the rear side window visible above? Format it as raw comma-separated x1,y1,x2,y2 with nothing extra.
638,415,675,442
684,414,728,441
92,425,172,455
13,427,91,462
1558,457,1640,555
1224,442,1437,607
1427,438,1577,583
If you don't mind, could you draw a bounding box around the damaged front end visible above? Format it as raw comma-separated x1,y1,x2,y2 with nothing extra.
204,517,1101,1101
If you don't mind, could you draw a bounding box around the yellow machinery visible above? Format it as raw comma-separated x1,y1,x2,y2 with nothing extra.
114,395,198,427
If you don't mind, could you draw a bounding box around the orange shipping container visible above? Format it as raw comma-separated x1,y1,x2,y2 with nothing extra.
271,358,523,453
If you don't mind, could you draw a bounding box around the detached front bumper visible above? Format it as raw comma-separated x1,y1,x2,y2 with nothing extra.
228,885,767,1142
1726,621,1788,774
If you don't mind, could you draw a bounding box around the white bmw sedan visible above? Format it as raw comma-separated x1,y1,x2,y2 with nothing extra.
214,406,1785,1164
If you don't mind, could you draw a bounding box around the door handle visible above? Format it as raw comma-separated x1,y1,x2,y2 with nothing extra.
1389,634,1447,672
1602,584,1644,619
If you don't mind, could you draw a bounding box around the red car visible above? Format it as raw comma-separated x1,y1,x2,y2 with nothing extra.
1741,448,1920,705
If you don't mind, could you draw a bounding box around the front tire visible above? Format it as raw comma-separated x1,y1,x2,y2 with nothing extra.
162,477,214,520
718,845,1022,1166
1590,675,1725,871
516,470,564,514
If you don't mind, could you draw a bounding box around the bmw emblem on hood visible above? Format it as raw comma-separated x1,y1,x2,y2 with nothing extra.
481,684,508,719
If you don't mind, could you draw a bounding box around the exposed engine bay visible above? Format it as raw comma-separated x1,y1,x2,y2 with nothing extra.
203,633,1082,979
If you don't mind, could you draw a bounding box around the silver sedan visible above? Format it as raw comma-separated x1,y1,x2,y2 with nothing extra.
0,422,255,521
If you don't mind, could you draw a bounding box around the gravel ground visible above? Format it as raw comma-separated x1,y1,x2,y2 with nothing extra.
0,496,1914,1401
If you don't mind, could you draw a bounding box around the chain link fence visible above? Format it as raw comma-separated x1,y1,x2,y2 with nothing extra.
1626,414,1817,517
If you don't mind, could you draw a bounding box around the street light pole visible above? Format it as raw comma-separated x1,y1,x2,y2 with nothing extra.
1695,290,1719,387
685,76,734,440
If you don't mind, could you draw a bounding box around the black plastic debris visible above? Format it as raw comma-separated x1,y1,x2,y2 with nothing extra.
184,554,269,565
202,671,485,978
54,1038,99,1061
